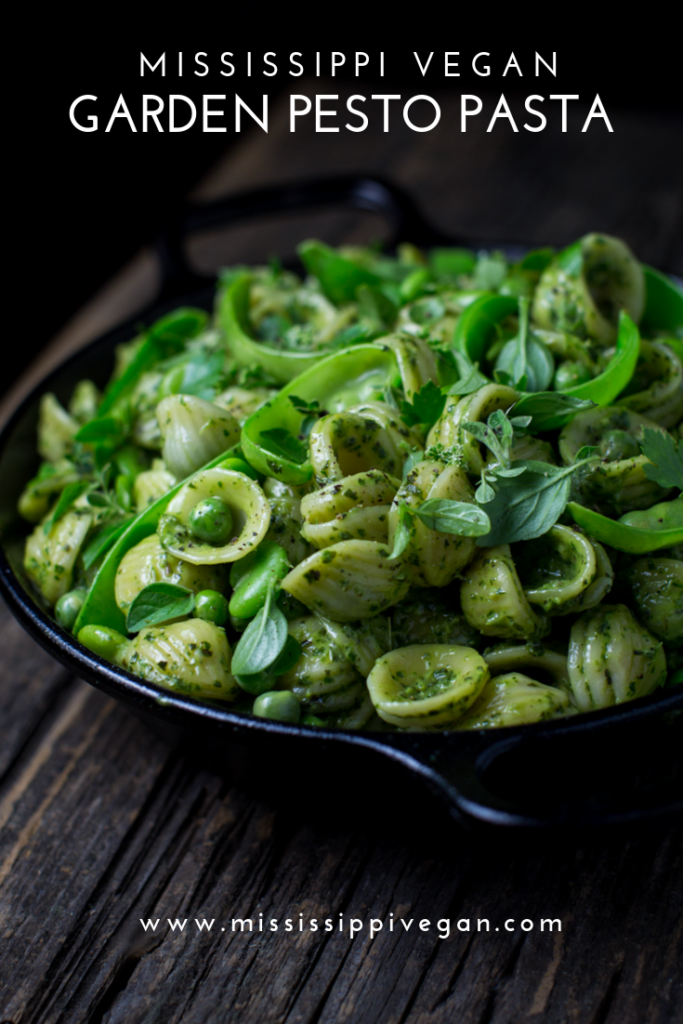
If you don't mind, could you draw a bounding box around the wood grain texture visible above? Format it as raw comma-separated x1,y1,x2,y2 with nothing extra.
1,86,682,1022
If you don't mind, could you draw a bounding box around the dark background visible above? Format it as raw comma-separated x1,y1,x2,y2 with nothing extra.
10,30,682,399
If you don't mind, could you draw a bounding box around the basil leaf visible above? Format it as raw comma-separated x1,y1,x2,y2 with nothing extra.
231,588,289,676
414,499,491,536
259,428,308,464
43,481,90,534
478,458,594,546
389,502,414,559
512,392,596,433
126,582,195,633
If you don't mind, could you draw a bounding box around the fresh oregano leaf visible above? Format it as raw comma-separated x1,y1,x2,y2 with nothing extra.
126,582,195,633
475,474,496,504
389,502,414,559
447,354,489,396
231,586,289,677
512,392,596,433
413,499,491,536
234,634,302,695
259,428,308,464
402,450,425,479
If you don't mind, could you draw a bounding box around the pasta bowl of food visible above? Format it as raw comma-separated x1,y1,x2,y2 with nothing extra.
1,177,681,829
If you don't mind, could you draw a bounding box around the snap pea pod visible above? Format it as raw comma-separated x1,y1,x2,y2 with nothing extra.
641,265,683,334
567,495,683,554
97,307,209,419
74,451,246,634
453,293,519,365
297,240,385,304
454,303,640,430
241,343,400,484
219,272,324,384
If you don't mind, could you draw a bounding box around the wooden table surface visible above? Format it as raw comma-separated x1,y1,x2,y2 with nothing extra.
1,86,682,1024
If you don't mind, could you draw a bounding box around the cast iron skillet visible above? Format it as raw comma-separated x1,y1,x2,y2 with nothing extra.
1,176,681,830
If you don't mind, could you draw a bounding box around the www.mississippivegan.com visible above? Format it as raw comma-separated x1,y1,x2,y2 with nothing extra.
140,915,562,939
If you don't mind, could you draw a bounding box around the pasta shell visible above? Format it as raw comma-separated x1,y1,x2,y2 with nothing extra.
567,604,667,711
460,545,547,640
281,539,410,622
122,619,239,700
367,644,489,728
157,395,240,480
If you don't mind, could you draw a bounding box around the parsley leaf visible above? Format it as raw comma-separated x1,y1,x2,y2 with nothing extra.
640,428,683,491
400,380,446,429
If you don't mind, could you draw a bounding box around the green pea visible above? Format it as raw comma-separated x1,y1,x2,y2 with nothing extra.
195,590,229,626
55,589,87,630
189,496,234,544
599,429,641,462
78,624,128,663
229,540,290,618
253,690,301,723
553,361,593,390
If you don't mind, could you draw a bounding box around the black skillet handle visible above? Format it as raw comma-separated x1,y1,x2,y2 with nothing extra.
155,175,453,300
385,697,683,829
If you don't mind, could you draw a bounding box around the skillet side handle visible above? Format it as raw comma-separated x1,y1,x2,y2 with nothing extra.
154,174,452,299
385,706,683,830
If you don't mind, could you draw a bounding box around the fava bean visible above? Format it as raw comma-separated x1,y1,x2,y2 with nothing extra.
229,540,290,618
253,690,301,723
78,624,129,662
